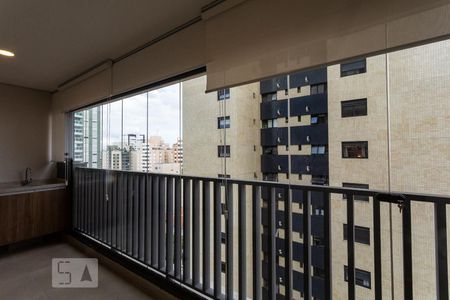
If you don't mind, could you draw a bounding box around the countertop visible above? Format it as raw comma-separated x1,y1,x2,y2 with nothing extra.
0,179,66,196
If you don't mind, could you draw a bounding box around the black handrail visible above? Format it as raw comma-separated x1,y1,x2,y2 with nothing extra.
76,167,450,203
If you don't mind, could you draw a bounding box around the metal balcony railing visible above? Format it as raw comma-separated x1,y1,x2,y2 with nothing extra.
72,167,449,300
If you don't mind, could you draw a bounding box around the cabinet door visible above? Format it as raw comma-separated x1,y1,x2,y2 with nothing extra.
0,189,68,246
31,189,68,236
0,193,32,246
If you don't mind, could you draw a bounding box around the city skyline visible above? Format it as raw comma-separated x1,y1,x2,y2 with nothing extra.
101,83,181,147
71,38,450,299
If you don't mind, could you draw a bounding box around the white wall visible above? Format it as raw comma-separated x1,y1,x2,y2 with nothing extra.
0,83,53,183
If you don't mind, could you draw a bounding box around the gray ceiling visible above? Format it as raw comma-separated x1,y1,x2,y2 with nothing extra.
0,0,213,91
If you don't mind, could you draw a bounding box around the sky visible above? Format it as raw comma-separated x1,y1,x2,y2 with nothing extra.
101,83,181,147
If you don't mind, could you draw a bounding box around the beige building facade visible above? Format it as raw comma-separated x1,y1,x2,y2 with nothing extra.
328,40,450,300
181,39,450,299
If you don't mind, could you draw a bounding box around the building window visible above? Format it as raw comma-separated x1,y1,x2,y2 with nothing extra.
218,145,230,157
312,175,328,185
263,146,278,155
218,88,230,100
218,116,231,129
310,83,327,95
342,183,369,201
262,119,277,128
262,92,277,102
314,207,324,216
263,173,278,181
314,267,326,278
221,203,227,214
340,59,367,77
311,114,327,125
221,262,227,273
218,174,231,179
341,99,367,117
313,236,324,246
221,232,226,244
342,142,368,159
344,266,371,289
343,224,370,245
311,145,327,155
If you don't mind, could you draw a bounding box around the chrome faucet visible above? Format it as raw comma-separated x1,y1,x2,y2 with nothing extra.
23,167,32,185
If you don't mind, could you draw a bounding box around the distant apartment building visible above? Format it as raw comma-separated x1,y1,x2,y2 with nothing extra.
102,145,122,170
172,138,183,164
147,136,173,164
73,112,84,162
73,107,102,168
101,134,181,174
259,68,330,299
146,135,181,174
258,40,450,299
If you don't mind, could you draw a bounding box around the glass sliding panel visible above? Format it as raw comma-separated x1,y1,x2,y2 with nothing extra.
102,100,123,170
122,94,148,172
72,106,103,168
182,75,224,178
147,83,181,175
386,39,450,299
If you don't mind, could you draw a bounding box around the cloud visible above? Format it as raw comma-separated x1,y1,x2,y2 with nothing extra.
99,83,181,147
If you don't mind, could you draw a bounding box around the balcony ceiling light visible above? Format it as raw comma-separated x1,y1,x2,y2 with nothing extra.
0,49,15,57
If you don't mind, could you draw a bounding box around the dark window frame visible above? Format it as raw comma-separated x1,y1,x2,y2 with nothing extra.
340,59,367,77
263,146,278,155
262,92,277,102
221,262,227,273
310,114,327,125
218,145,231,157
221,232,227,244
342,141,368,159
217,116,231,129
263,173,278,181
310,83,327,95
342,183,369,201
311,145,328,155
344,266,371,289
262,118,277,129
311,175,328,185
341,99,368,118
343,224,371,245
218,88,230,100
